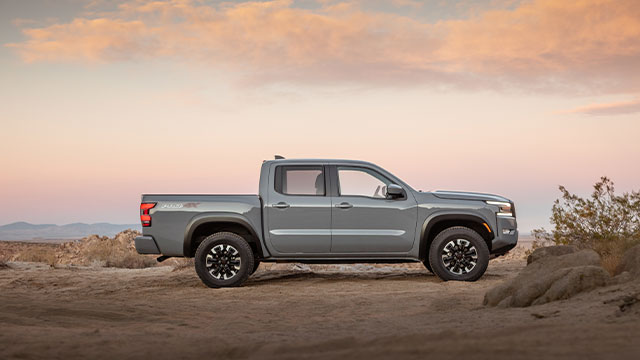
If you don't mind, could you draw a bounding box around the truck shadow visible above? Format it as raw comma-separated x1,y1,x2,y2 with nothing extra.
164,268,506,288
246,270,437,286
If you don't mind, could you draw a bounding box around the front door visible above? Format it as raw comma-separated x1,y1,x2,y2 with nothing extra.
331,166,417,253
266,165,331,254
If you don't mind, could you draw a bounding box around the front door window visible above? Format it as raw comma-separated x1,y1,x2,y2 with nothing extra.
338,167,389,199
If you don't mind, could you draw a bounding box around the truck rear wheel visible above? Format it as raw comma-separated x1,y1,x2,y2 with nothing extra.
251,258,261,275
428,226,489,282
195,232,254,288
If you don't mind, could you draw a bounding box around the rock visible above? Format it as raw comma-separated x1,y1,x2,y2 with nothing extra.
527,245,579,265
616,244,640,277
525,248,600,273
54,230,143,267
531,266,610,305
484,249,609,307
508,267,572,307
613,271,633,284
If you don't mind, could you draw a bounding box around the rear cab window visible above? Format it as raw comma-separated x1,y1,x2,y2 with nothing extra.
275,166,326,196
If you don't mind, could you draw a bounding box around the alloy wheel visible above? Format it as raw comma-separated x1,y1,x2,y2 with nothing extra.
441,239,478,275
206,244,241,280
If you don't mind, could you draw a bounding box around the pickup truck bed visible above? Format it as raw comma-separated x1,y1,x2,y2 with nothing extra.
138,195,262,257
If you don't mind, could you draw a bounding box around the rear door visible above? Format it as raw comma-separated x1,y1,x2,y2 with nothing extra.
265,165,332,254
330,165,417,253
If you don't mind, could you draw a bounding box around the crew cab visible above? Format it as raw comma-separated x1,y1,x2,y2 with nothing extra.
135,158,518,288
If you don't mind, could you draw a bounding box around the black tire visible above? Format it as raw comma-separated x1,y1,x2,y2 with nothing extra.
251,258,261,275
428,226,489,282
194,232,254,288
423,260,433,273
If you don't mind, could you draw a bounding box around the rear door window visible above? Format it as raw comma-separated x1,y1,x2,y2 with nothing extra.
275,166,325,196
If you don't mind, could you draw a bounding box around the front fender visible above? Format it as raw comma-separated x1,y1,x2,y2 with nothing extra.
417,210,496,261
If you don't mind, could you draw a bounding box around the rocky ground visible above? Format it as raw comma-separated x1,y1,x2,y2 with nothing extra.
1,251,639,360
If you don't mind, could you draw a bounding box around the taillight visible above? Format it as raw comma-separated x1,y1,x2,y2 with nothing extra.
140,203,156,227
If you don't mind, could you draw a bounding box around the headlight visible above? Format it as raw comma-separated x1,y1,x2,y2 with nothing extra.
486,201,513,217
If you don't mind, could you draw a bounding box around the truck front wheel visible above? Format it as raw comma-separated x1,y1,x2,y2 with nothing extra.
195,232,254,288
422,260,432,273
428,226,489,282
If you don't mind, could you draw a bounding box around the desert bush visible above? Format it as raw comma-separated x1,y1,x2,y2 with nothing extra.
170,257,194,271
0,251,9,268
82,236,119,264
533,177,640,273
105,253,157,269
601,254,622,276
15,248,58,267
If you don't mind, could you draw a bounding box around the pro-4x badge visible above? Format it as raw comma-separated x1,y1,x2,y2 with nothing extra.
161,203,183,209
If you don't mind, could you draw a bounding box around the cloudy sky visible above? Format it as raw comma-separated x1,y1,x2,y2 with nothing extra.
1,0,639,232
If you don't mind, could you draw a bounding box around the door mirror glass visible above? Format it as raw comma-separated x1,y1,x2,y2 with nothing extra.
386,184,404,198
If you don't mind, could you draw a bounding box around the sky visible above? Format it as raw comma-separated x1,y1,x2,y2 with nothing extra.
1,0,639,232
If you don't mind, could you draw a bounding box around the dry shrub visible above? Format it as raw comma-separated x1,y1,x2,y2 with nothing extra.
601,254,622,276
106,253,157,269
524,238,552,257
0,251,9,268
15,248,57,267
169,257,194,271
534,177,640,261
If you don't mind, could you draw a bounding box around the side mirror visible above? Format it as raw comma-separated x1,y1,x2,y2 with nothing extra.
386,184,404,198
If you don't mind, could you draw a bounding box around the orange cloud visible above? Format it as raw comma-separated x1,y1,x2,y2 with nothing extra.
440,0,640,73
6,0,640,92
10,18,152,63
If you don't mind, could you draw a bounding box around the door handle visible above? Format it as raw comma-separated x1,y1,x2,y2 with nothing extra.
272,202,290,209
335,202,353,209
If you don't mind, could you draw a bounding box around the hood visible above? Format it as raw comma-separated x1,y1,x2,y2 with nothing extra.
431,190,510,203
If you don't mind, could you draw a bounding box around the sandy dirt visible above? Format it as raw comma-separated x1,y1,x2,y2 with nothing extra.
1,255,639,360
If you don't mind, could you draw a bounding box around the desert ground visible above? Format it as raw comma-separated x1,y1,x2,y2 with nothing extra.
1,242,639,360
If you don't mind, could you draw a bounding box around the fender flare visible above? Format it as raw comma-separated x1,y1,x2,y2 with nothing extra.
183,212,268,257
418,212,494,261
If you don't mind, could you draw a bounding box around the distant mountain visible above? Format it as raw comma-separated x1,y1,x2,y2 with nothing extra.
0,222,141,241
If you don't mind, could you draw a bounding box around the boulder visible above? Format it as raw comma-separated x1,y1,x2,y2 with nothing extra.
531,266,611,305
484,249,609,307
527,245,579,265
613,271,633,284
616,244,640,277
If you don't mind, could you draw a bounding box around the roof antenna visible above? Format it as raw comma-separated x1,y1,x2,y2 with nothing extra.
274,155,285,159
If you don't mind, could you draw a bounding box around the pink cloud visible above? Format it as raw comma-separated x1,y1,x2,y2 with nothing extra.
6,0,640,92
566,98,640,116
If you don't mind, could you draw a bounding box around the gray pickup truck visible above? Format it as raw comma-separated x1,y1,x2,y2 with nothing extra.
135,158,518,288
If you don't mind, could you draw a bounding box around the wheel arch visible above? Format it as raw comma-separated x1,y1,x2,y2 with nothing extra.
418,213,494,261
184,213,265,258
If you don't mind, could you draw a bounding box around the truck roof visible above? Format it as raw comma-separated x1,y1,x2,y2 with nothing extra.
264,158,378,166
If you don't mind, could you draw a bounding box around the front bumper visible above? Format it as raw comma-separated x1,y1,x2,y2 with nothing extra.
134,235,161,255
491,216,518,254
